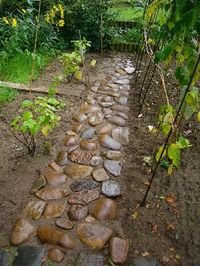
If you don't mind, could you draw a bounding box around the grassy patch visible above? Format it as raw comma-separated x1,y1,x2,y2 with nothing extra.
111,6,143,21
0,87,19,106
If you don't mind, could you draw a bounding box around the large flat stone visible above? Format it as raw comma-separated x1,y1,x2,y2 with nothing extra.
99,135,121,150
64,164,93,179
36,186,69,200
104,160,122,177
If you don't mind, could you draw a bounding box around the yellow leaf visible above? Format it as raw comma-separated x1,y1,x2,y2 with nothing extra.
90,59,96,67
132,211,139,220
75,70,82,80
41,126,49,137
168,164,173,175
197,112,200,122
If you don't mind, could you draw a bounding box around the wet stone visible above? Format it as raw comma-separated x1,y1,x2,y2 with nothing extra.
30,175,46,194
43,201,66,219
88,113,104,126
133,257,158,266
68,188,100,205
108,115,126,127
68,205,88,221
80,139,97,151
81,127,96,139
55,150,68,166
112,127,129,145
102,180,121,197
25,200,46,220
78,254,105,266
90,156,103,167
56,218,74,230
70,179,98,192
99,135,121,150
37,225,76,250
117,96,128,105
12,246,46,266
48,248,64,263
105,150,123,160
68,150,92,165
110,237,129,264
44,168,66,187
64,164,93,179
77,223,113,250
92,198,117,221
10,218,35,246
92,168,110,182
36,186,69,200
104,160,122,177
73,113,88,123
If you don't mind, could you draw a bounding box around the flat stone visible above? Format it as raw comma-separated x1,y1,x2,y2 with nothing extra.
48,248,64,263
25,200,46,220
86,96,96,105
117,96,128,105
103,108,113,116
88,113,104,126
96,123,113,135
104,160,122,177
108,115,126,127
92,168,110,182
36,186,69,200
133,257,158,266
12,246,46,266
64,135,78,147
101,95,113,102
73,113,88,123
91,86,98,92
105,150,123,160
77,223,113,250
68,205,88,221
110,237,129,264
99,102,113,108
78,254,105,266
85,215,96,223
106,91,120,98
112,127,129,145
55,150,68,166
81,127,96,139
120,90,129,97
48,161,63,173
56,218,74,230
30,176,46,194
92,198,117,221
43,201,66,219
70,179,98,192
43,168,66,187
99,135,121,150
10,218,35,246
121,84,130,91
107,83,120,90
124,67,135,74
114,79,129,85
113,111,128,120
80,104,101,114
102,180,121,197
68,188,100,205
111,104,129,113
64,164,93,179
71,123,85,133
80,140,97,151
37,225,76,249
90,156,103,167
69,150,92,165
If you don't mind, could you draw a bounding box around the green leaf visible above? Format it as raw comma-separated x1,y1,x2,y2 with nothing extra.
162,123,171,135
21,100,32,108
178,136,191,149
156,145,166,162
168,143,180,167
23,111,33,121
23,119,40,135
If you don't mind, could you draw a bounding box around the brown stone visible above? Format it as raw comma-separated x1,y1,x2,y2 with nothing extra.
71,123,85,134
88,113,104,126
48,161,63,174
80,104,101,114
113,111,128,120
48,248,65,263
86,96,96,105
77,223,113,250
111,104,129,113
25,200,46,220
106,91,120,98
112,127,129,145
30,176,46,194
108,115,126,127
36,186,69,200
64,135,78,147
73,113,88,123
55,150,68,166
43,201,66,219
105,150,123,160
56,218,74,230
68,150,92,165
109,237,129,264
64,164,93,179
43,168,66,187
85,215,96,223
68,205,88,221
103,108,113,116
37,225,76,249
10,218,35,246
96,123,113,135
68,188,100,205
92,168,110,182
92,198,117,221
80,140,97,151
99,135,121,150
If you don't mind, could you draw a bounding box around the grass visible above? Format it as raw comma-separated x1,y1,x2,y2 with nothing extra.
110,6,143,22
0,87,19,106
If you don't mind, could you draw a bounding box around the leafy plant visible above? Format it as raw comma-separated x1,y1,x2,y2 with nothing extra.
61,52,82,81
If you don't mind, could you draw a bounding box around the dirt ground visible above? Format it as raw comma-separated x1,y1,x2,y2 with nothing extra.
0,53,199,266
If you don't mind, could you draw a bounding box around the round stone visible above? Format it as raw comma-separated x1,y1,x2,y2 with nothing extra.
90,156,103,167
105,150,123,160
101,180,121,197
80,140,97,151
64,164,93,179
99,135,121,150
92,168,110,182
80,104,101,114
70,179,98,192
43,201,66,219
96,123,113,135
48,248,64,263
73,113,88,123
124,67,135,74
92,198,117,221
109,237,129,264
104,160,122,177
88,113,104,126
68,188,100,205
64,136,78,147
81,127,96,139
55,150,68,166
68,205,88,221
56,218,74,230
117,96,128,106
71,123,85,133
35,186,69,200
25,200,46,220
68,150,92,165
108,116,126,127
43,168,66,187
30,176,46,194
112,127,129,145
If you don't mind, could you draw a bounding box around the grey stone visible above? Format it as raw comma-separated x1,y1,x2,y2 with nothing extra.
78,254,105,266
108,115,126,127
133,257,157,266
70,179,98,192
102,180,121,197
0,250,12,266
117,96,128,105
104,160,122,177
81,127,96,139
12,246,46,266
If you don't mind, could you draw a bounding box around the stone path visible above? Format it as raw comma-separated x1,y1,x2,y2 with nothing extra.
0,56,136,265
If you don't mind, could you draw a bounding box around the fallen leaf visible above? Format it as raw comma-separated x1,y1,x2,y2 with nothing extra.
175,254,181,260
141,251,150,257
166,193,176,207
132,211,139,220
144,180,150,186
166,222,176,231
